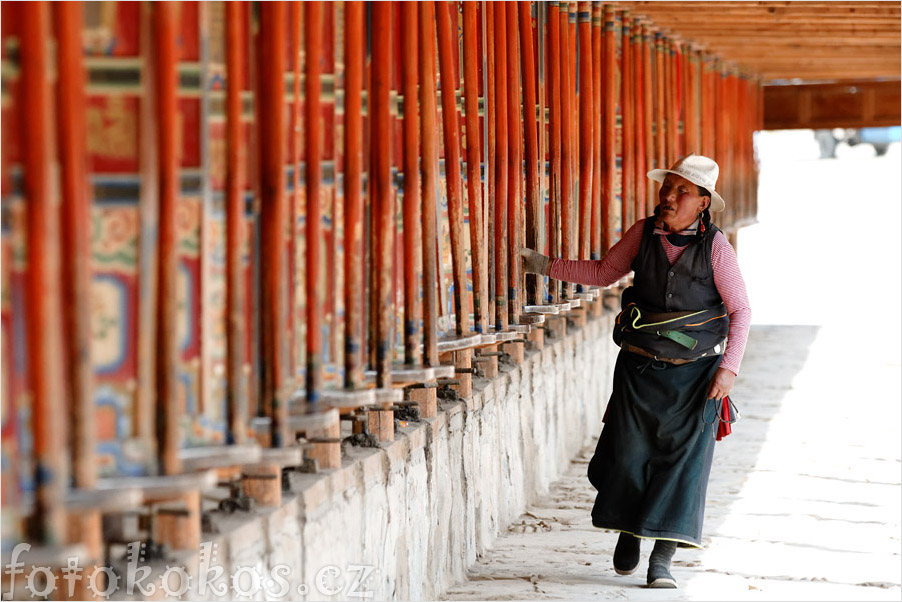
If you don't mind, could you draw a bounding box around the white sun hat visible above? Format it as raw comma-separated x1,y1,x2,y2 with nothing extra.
646,154,726,212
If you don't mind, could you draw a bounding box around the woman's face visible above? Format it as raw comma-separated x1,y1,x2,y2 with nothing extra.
657,174,710,231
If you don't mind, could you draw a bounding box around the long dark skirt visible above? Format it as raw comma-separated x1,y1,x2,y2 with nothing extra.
588,350,721,547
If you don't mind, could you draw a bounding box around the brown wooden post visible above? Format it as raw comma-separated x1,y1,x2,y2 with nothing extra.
591,2,602,259
152,0,181,475
559,2,573,297
463,2,488,333
520,1,542,306
372,3,394,385
632,18,646,221
21,0,66,545
419,1,439,367
493,2,509,329
603,4,616,252
620,10,633,236
55,0,95,489
436,0,470,336
261,1,288,444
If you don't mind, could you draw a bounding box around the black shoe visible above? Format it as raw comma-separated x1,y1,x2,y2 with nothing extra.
646,540,678,588
646,562,677,588
613,532,641,575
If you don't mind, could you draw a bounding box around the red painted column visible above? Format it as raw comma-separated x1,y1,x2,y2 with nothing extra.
654,32,666,173
547,1,561,301
506,2,522,324
643,25,655,215
620,11,633,236
558,2,573,297
304,2,322,402
591,1,602,259
344,2,365,386
152,1,182,473
664,38,675,165
714,61,728,224
493,2,509,329
55,1,95,487
675,41,685,159
436,0,470,336
577,2,593,262
371,3,395,381
520,1,542,305
602,4,616,252
686,47,700,155
568,2,578,242
21,0,67,543
632,18,646,221
225,2,247,441
260,1,288,445
463,2,488,333
401,3,423,360
287,2,302,388
419,1,439,366
701,52,715,159
485,1,497,320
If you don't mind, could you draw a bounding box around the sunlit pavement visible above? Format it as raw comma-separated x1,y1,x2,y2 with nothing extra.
443,134,902,601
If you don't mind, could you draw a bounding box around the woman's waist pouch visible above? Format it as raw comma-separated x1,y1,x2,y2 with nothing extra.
614,302,729,360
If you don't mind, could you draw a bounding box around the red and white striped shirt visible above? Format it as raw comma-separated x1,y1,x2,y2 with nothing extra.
548,217,751,375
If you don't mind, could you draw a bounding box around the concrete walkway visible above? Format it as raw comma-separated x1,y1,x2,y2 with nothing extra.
443,325,901,601
443,139,902,601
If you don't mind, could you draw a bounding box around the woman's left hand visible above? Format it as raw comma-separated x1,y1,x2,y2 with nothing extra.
707,367,735,400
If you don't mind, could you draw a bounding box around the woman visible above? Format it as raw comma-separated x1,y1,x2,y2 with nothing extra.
521,154,751,589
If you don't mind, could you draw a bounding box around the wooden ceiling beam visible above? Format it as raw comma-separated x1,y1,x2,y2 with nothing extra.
650,26,900,36
631,8,899,16
762,70,901,81
614,1,901,83
714,48,901,58
624,1,897,10
645,17,899,26
677,36,900,46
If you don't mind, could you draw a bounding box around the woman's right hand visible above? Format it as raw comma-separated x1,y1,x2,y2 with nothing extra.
520,248,550,276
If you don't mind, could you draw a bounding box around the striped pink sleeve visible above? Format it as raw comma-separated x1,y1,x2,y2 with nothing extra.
546,219,647,287
711,231,751,375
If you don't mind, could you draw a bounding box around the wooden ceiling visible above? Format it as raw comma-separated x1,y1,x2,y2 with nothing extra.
619,1,901,83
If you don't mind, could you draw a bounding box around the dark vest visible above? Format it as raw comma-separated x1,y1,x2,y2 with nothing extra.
619,218,730,358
